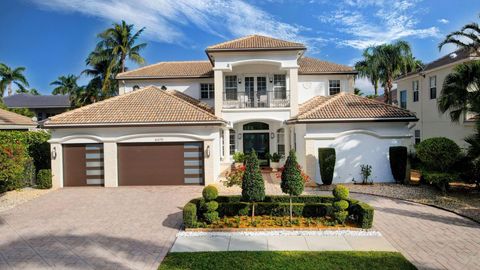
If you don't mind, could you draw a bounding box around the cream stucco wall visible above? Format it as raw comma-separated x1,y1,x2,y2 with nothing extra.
302,122,411,184
49,126,222,188
298,74,355,104
396,62,475,148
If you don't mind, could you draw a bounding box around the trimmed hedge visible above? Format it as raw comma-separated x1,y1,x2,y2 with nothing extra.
184,195,374,229
415,137,460,172
318,148,336,185
183,203,197,228
389,146,407,183
36,169,52,189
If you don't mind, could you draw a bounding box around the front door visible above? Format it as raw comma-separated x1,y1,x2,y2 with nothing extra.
243,133,269,166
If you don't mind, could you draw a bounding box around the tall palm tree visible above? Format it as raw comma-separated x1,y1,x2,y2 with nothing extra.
0,63,29,97
439,14,480,56
438,61,480,122
83,48,118,98
355,50,380,96
368,41,416,104
16,85,40,95
50,74,79,95
94,20,146,95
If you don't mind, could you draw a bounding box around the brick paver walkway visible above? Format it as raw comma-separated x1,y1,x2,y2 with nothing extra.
0,186,203,270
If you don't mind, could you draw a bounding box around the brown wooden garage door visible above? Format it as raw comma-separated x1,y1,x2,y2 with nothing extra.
63,144,104,186
117,142,204,185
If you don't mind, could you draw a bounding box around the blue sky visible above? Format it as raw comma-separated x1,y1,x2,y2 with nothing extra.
0,0,478,95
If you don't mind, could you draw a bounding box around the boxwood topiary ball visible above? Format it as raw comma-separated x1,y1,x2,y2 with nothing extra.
333,200,349,211
202,185,219,201
205,201,219,212
333,185,349,200
203,211,219,224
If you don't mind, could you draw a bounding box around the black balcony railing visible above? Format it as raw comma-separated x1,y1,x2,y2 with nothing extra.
222,90,290,109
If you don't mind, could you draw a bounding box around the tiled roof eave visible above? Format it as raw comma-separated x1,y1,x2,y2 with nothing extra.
206,47,306,52
287,116,419,124
299,71,358,75
116,74,214,80
44,120,226,128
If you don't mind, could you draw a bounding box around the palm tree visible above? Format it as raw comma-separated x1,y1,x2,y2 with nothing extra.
437,61,480,122
94,20,146,94
16,85,40,95
0,63,29,97
367,41,416,104
354,88,364,96
355,50,380,96
51,75,79,95
83,48,118,98
439,14,480,56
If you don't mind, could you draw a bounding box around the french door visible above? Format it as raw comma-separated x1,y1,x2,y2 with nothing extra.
244,76,267,108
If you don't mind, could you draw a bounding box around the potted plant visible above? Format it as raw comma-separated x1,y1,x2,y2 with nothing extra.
232,152,245,167
267,152,283,172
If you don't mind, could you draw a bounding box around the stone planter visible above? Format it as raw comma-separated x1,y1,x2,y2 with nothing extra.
270,162,280,172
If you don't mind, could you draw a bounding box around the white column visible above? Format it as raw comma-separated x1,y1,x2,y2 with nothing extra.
222,128,230,162
50,143,63,189
214,70,223,117
204,140,215,185
289,68,299,116
103,142,118,187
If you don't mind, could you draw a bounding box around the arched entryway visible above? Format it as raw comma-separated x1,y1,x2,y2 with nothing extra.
242,122,270,166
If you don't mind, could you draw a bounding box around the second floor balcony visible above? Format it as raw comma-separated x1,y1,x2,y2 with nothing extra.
223,90,290,109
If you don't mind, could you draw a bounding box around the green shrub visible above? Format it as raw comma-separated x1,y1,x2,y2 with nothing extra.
333,200,349,211
389,146,408,183
205,201,219,212
202,185,218,201
281,150,305,196
21,157,36,186
318,148,336,185
242,151,265,202
333,211,348,224
232,152,245,163
416,137,460,172
0,142,29,192
203,211,219,223
36,169,52,189
183,203,197,228
333,185,349,200
0,131,51,173
423,171,457,194
349,202,374,229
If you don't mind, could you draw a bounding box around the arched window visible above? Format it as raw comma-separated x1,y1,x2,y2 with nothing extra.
243,122,269,130
229,129,236,155
277,128,285,156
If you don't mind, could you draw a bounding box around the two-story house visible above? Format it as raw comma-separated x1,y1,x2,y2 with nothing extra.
45,35,417,188
395,49,478,148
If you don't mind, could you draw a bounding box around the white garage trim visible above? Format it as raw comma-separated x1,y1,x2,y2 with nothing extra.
116,133,215,143
49,135,103,144
305,129,412,140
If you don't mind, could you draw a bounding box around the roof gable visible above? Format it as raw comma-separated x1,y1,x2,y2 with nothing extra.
292,92,417,122
206,35,305,51
44,86,223,127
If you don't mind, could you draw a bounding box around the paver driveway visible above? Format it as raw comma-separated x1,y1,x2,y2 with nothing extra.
0,186,203,270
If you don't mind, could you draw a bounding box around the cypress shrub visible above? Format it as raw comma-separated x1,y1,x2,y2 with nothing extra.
318,148,336,185
389,146,408,183
281,150,305,220
241,150,265,219
202,186,219,224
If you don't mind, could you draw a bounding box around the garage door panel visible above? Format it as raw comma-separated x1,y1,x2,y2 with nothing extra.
63,144,105,187
118,142,204,186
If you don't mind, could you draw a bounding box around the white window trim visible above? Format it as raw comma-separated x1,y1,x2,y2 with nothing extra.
329,80,341,95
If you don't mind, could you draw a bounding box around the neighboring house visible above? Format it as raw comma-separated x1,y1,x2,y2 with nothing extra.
0,108,37,130
45,35,417,188
395,49,478,148
3,93,71,122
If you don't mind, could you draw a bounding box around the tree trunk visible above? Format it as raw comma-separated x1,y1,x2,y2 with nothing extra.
121,55,126,73
8,82,12,96
251,203,255,223
289,196,293,222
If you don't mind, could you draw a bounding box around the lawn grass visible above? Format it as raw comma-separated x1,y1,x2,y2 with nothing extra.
159,251,417,270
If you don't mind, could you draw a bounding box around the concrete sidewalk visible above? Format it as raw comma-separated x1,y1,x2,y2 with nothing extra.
171,234,396,253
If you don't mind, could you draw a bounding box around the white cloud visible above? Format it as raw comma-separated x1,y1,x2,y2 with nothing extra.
318,0,439,49
438,18,449,24
30,0,324,51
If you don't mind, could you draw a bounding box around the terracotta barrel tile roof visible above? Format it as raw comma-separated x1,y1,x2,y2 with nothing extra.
116,61,213,79
298,57,356,74
44,86,223,127
291,92,417,122
0,108,36,126
206,35,305,51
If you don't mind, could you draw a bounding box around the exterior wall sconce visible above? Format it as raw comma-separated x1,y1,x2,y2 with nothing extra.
206,145,211,158
238,133,242,140
269,76,273,83
238,78,242,84
51,147,57,160
271,132,275,139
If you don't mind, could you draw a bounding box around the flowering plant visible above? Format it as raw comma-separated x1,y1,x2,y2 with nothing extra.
223,165,246,187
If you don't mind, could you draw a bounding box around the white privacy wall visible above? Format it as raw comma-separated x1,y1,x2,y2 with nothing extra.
303,122,411,184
